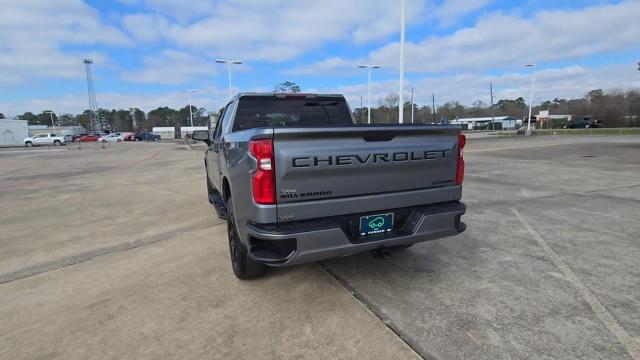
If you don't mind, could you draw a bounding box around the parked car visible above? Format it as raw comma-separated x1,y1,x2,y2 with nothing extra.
135,132,161,141
99,133,124,142
192,92,467,279
123,132,135,141
564,117,600,129
23,133,67,147
72,133,89,142
78,134,100,142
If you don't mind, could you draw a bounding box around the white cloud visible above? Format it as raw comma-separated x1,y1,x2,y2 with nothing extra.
120,0,428,61
285,57,365,76
295,1,640,76
371,1,640,73
435,0,493,26
121,13,170,42
0,0,131,84
118,0,215,22
0,85,229,116
121,50,219,84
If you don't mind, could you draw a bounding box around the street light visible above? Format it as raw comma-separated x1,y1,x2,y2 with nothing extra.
182,90,198,127
399,0,406,124
358,64,381,124
44,111,55,134
216,59,243,99
525,64,536,135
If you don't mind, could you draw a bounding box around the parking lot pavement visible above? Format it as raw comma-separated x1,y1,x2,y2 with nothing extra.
1,137,639,360
323,136,640,360
0,142,419,360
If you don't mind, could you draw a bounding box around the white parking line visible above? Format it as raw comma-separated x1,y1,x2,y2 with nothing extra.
467,142,576,153
512,208,640,360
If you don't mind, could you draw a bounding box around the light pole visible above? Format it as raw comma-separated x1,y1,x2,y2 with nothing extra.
358,64,381,124
44,111,55,134
182,90,198,127
525,64,536,135
399,0,406,124
410,87,415,123
216,59,243,99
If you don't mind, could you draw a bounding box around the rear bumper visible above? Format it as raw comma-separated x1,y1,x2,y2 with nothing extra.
245,201,466,266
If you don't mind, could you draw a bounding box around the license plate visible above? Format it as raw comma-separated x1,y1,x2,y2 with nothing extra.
359,213,394,236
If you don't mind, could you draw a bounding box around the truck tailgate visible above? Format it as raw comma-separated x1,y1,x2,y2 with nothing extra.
273,125,462,220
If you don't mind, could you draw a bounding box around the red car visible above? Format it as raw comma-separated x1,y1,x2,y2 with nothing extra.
123,132,135,141
78,134,100,142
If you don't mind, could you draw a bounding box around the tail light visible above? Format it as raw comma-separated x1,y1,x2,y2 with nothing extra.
455,134,466,185
249,139,276,204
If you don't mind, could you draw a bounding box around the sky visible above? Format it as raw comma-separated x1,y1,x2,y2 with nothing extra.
1,0,639,117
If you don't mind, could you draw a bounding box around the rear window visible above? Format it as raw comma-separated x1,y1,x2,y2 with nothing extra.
233,97,354,131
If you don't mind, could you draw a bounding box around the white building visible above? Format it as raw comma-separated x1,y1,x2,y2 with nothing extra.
152,127,175,139
450,116,519,130
0,119,29,146
28,125,86,137
180,126,208,138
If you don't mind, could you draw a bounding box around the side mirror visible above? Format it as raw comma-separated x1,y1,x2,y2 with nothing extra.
192,130,210,143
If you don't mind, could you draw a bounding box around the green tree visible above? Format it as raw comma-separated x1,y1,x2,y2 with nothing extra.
0,113,5,119
274,81,301,93
58,114,76,126
34,111,57,127
19,112,36,124
131,108,146,131
75,110,92,130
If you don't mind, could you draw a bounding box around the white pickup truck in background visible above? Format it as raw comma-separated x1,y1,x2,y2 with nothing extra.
23,133,67,147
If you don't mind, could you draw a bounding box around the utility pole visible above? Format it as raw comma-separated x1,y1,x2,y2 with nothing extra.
525,64,536,136
432,93,436,124
129,108,137,131
358,65,381,124
182,90,198,127
398,0,405,124
360,96,363,123
83,59,100,133
44,111,55,134
490,82,495,130
410,87,415,123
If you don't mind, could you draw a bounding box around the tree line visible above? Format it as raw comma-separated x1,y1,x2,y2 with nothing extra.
353,89,640,127
11,106,209,132
5,87,640,131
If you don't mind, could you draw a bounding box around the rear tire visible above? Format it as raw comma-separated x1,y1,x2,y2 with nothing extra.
226,196,266,279
25,142,33,147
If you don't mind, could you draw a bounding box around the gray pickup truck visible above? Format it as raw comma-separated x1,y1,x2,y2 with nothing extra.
193,93,466,279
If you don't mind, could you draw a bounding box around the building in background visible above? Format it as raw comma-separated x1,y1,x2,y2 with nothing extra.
180,126,208,139
28,125,87,137
450,116,519,130
152,127,175,139
1,120,29,146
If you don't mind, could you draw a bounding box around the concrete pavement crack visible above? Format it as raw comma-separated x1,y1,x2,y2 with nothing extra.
0,221,224,285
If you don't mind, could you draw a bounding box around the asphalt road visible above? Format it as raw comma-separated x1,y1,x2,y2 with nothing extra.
1,136,639,359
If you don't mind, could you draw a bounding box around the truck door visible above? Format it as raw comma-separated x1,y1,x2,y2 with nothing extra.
207,102,233,191
34,134,48,145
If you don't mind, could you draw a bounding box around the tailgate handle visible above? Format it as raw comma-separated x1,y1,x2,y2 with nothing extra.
363,133,395,142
